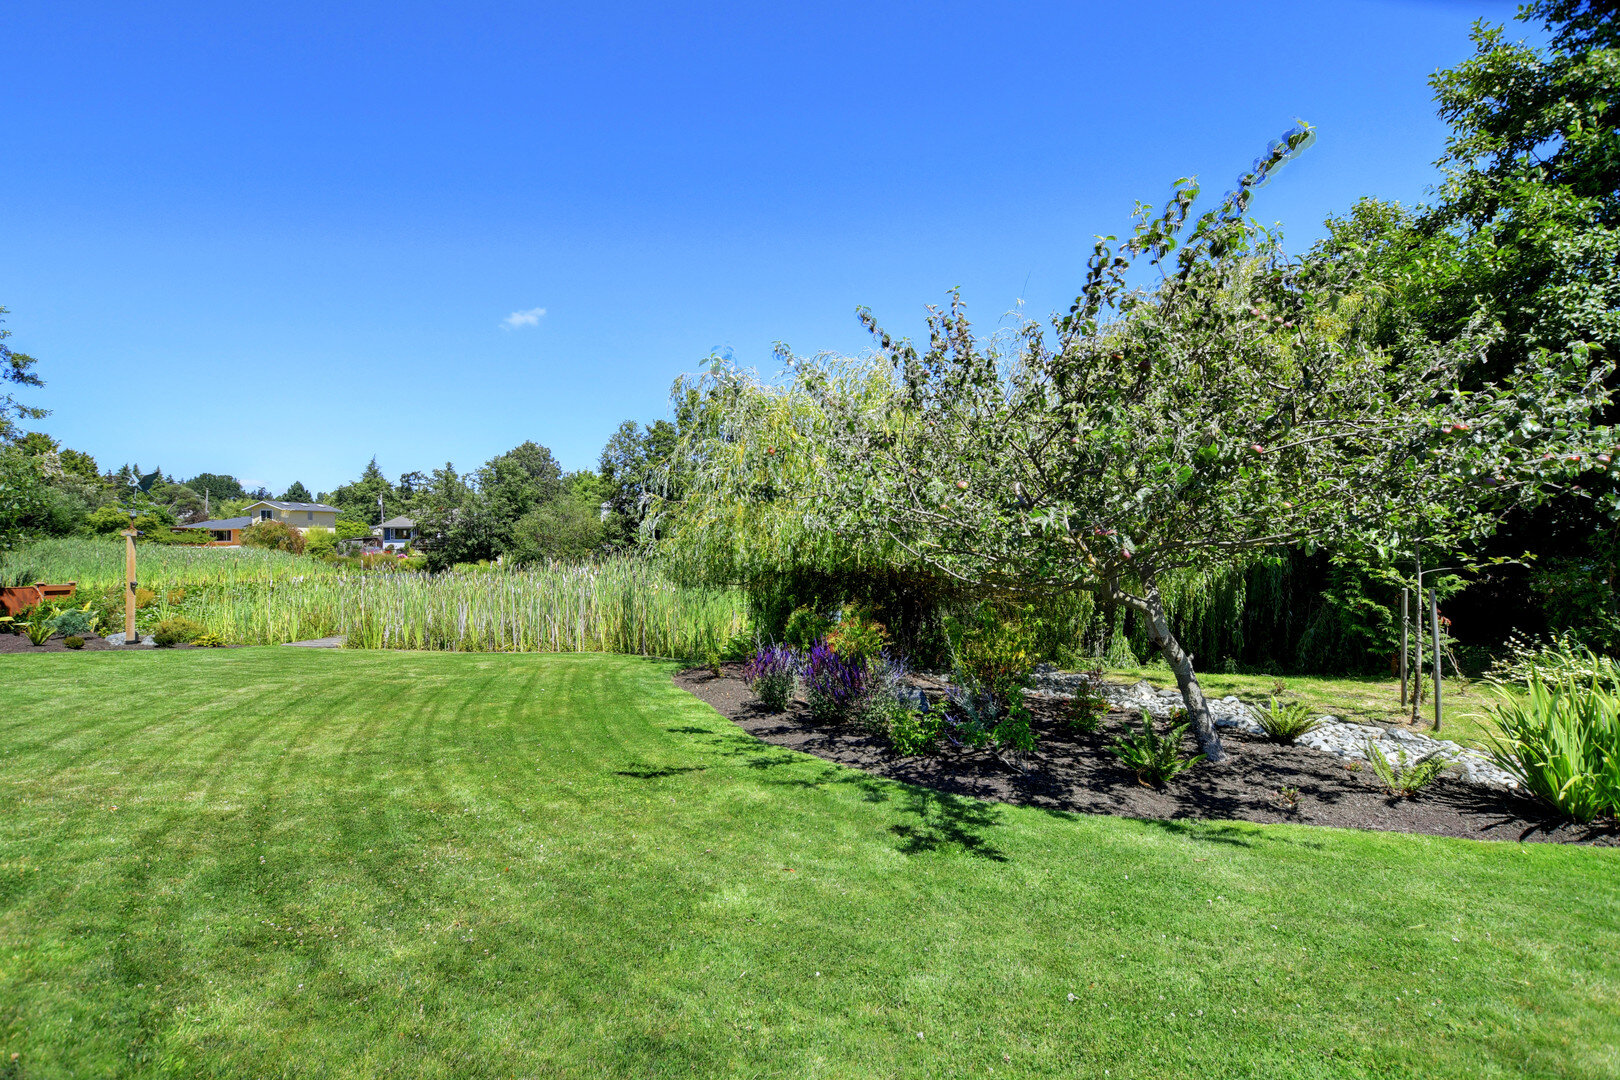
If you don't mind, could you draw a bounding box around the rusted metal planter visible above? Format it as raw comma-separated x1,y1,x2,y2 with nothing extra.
0,582,77,617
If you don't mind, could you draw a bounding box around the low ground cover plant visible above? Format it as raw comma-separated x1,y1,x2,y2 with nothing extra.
1257,696,1321,744
743,643,799,711
1487,675,1620,822
50,605,97,638
1108,712,1204,785
1365,741,1448,797
23,607,54,645
152,616,206,647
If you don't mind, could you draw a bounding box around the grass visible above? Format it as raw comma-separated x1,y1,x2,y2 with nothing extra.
1105,661,1506,748
1,650,1616,1078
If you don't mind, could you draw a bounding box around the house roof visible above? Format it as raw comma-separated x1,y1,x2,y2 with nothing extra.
179,517,253,530
243,500,340,513
378,516,416,528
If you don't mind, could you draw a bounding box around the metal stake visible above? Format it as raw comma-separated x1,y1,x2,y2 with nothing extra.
1431,588,1443,731
1399,588,1409,707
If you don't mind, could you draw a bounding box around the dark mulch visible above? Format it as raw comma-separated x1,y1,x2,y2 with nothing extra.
675,664,1618,846
0,633,199,653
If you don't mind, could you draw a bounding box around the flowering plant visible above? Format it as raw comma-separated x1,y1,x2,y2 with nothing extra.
743,644,799,712
802,642,866,723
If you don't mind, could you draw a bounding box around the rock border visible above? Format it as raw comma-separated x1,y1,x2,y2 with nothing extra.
1030,669,1519,791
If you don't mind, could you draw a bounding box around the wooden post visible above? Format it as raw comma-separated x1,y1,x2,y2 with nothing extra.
122,528,138,644
1399,588,1409,707
1430,588,1443,731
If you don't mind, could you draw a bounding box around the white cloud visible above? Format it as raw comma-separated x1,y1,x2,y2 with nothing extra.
503,306,547,329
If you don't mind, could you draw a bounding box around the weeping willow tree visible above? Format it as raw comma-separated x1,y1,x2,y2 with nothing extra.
652,359,970,660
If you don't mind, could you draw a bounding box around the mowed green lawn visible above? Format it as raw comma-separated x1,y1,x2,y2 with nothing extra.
0,651,1615,1079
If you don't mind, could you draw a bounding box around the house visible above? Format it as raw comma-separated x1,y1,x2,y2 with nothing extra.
176,516,253,546
241,500,340,531
374,515,416,550
178,500,340,547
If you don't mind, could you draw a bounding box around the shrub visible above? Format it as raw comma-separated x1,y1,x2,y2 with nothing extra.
1108,713,1204,785
825,607,890,664
152,616,206,647
1065,667,1109,733
1486,676,1620,822
888,707,945,755
719,628,755,662
783,606,833,649
303,527,338,557
802,642,866,723
63,635,85,649
1489,632,1620,692
141,528,210,546
954,618,1036,716
743,644,799,712
191,633,226,648
1256,697,1321,744
50,606,97,638
241,519,306,555
852,652,911,728
992,692,1036,754
1365,740,1448,797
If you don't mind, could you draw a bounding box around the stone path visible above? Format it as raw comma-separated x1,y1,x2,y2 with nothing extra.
281,636,347,648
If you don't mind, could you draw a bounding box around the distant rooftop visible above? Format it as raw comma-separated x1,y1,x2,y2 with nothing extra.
244,499,340,513
178,517,253,530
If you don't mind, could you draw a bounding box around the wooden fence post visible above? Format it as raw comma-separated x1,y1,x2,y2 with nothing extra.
122,528,138,644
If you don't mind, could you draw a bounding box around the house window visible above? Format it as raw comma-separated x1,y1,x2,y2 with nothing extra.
211,530,231,542
396,529,412,539
259,509,272,521
305,511,314,521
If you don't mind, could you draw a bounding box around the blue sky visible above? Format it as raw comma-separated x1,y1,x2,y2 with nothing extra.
2,0,1519,494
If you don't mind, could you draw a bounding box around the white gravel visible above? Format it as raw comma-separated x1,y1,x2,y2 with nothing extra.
1030,669,1518,791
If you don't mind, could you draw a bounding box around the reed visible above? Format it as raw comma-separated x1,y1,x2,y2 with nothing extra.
4,540,746,660
0,537,337,590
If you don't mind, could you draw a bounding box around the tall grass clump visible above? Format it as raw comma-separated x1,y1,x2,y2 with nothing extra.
338,560,745,658
1487,675,1620,822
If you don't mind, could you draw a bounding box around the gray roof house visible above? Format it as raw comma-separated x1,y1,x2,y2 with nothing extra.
373,515,417,549
176,516,255,545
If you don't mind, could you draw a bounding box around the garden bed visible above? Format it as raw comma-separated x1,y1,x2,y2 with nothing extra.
0,633,205,652
676,664,1618,846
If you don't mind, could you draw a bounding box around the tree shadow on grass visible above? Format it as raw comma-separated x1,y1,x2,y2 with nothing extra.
672,719,1012,860
1136,817,1324,850
889,786,1009,862
615,763,710,780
